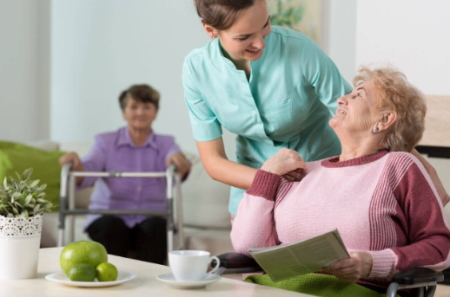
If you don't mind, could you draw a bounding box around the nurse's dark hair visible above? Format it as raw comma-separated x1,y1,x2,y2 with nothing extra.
194,0,256,30
118,84,160,111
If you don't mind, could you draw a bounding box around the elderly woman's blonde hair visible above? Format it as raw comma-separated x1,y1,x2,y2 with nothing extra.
353,66,427,152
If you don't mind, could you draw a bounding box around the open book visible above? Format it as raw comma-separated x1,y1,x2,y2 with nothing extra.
248,229,349,282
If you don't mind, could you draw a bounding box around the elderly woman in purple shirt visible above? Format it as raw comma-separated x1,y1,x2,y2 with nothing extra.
59,84,191,264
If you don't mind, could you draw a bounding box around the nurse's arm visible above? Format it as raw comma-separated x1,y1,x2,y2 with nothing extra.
196,138,256,190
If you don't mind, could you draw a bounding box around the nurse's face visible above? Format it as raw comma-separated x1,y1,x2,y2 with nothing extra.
204,0,271,63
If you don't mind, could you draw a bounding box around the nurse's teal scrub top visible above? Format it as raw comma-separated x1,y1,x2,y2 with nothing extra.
183,26,352,215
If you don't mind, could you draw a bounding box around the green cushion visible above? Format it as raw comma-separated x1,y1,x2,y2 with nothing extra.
0,141,65,210
244,273,397,297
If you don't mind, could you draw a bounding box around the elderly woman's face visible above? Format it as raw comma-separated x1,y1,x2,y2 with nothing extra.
122,97,157,130
329,81,379,133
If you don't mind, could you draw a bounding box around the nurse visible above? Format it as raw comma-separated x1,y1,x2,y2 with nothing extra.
183,0,449,216
183,0,352,216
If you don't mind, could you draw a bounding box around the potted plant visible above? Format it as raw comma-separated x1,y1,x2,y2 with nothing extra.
0,168,53,279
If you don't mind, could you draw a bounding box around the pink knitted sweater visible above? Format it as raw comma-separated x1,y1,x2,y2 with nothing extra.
231,150,450,286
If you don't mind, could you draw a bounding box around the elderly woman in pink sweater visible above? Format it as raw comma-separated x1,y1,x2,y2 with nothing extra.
231,66,450,295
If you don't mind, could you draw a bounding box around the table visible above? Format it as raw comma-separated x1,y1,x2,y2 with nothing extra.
0,248,309,297
2,248,449,297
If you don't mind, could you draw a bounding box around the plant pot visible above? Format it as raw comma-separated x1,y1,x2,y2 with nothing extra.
0,214,43,279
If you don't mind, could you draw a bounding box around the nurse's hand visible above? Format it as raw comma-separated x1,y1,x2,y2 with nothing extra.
283,168,306,182
260,148,307,178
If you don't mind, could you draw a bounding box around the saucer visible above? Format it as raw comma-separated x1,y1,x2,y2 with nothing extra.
45,270,136,287
156,273,221,289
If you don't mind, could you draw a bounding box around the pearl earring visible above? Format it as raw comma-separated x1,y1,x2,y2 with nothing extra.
373,127,379,133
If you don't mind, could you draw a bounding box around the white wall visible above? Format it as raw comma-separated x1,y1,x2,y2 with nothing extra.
356,0,450,95
0,0,50,142
326,0,357,84
50,0,356,156
50,0,209,153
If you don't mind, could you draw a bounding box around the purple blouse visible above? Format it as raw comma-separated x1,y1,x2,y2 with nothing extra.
79,127,181,229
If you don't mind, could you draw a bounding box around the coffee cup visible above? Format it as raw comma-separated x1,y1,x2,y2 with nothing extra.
168,250,220,282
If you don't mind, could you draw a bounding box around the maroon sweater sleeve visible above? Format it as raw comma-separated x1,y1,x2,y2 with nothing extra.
247,170,282,201
391,162,450,271
231,170,282,256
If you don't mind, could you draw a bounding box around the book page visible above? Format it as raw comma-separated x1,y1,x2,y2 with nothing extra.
249,229,349,282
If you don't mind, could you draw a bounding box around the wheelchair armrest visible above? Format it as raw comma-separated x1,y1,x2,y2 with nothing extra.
216,252,259,269
212,252,262,275
391,267,444,285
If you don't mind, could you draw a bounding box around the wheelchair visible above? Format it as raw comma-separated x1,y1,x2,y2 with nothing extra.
213,252,445,297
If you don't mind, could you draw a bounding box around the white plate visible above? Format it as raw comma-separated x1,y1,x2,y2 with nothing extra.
156,273,221,289
45,270,136,287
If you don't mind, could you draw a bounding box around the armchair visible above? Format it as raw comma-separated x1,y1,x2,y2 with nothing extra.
214,252,444,297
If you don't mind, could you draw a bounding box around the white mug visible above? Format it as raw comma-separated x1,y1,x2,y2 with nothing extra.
168,250,220,282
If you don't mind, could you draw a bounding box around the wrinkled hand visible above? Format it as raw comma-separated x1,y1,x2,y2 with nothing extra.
261,148,307,178
167,152,191,180
323,251,373,283
59,152,85,185
59,152,84,172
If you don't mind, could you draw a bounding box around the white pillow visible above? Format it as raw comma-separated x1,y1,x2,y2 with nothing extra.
181,153,231,229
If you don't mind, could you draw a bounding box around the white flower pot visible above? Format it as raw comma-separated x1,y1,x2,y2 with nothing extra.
0,214,43,279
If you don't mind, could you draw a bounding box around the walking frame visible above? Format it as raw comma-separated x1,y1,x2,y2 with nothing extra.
57,162,185,253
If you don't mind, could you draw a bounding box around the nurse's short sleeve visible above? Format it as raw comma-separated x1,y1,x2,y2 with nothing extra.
182,58,222,142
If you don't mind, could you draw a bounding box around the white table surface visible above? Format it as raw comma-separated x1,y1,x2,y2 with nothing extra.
0,247,311,297
2,248,449,297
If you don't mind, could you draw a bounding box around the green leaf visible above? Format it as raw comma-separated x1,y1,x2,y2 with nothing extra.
11,205,18,214
0,167,51,217
24,195,32,206
43,202,53,212
22,168,33,180
21,209,29,219
29,179,40,188
284,7,294,17
293,9,303,23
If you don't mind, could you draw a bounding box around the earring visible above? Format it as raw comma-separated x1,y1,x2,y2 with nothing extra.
373,127,379,133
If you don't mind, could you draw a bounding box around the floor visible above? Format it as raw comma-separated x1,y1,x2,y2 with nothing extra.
435,284,450,297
